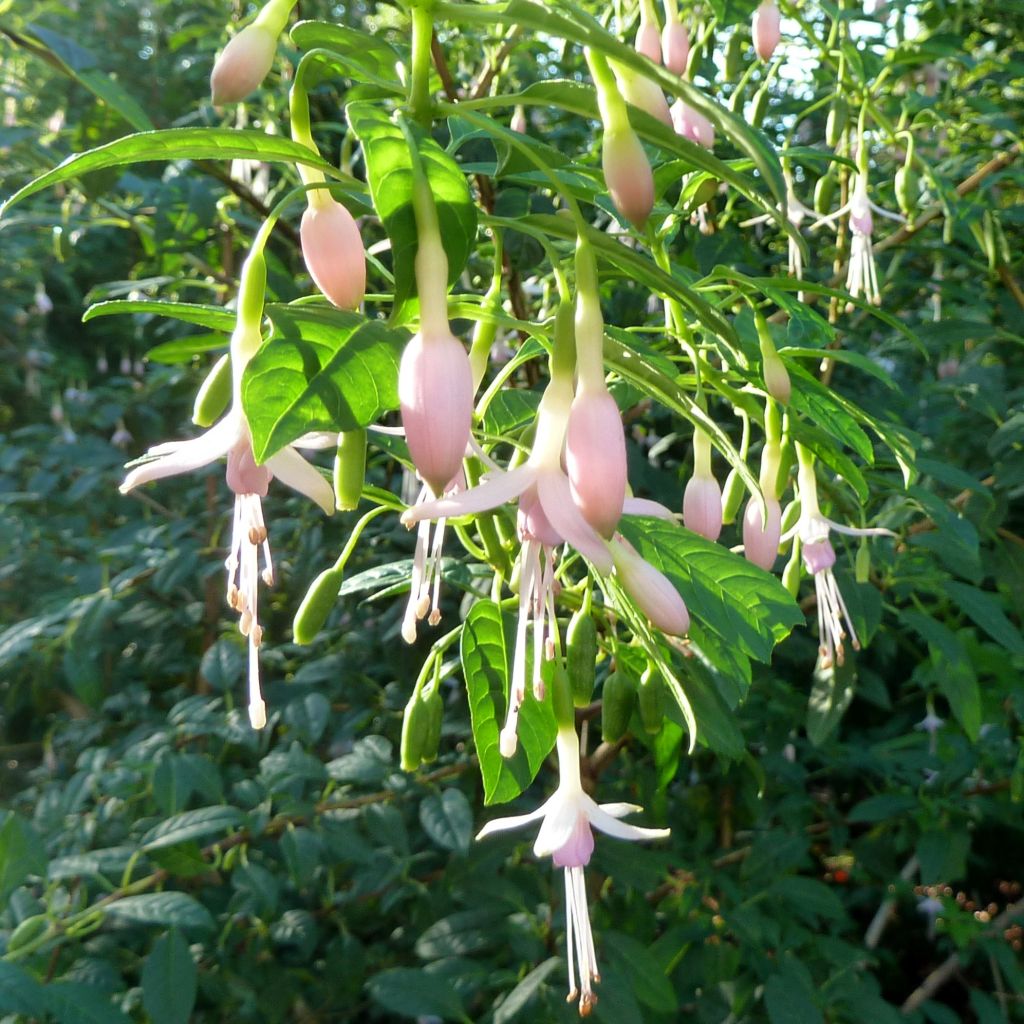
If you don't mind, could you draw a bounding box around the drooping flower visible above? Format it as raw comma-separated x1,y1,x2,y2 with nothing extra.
634,12,662,63
742,495,782,570
210,0,296,105
784,445,895,667
682,429,722,541
120,404,334,727
670,98,714,150
752,0,782,62
566,389,627,537
609,536,690,636
300,196,366,310
661,19,690,75
740,172,816,287
477,726,669,1015
601,125,656,226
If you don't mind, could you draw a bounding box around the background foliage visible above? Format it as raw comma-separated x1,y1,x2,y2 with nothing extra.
1,0,1023,1021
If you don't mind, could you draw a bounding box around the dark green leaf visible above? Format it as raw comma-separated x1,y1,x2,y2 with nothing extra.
141,929,197,1024
419,790,473,854
105,893,215,933
141,805,244,852
366,967,467,1022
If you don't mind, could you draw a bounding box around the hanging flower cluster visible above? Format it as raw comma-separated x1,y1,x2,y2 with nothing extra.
101,0,913,1013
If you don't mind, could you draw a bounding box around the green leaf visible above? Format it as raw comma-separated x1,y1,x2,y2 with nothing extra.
366,967,467,1022
419,790,473,854
83,299,234,331
243,308,408,462
846,793,918,824
1,129,346,214
460,599,557,805
493,958,560,1024
0,961,49,1016
142,929,198,1024
618,517,802,665
290,21,405,94
415,909,504,959
0,813,47,907
806,657,857,746
602,932,677,1014
945,581,1024,654
44,983,133,1024
347,101,477,316
141,805,244,852
105,892,216,933
763,973,825,1024
916,830,969,885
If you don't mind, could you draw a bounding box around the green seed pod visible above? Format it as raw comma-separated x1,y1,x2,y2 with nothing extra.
826,97,848,148
400,691,428,772
780,499,802,536
601,669,636,744
720,466,746,526
894,136,918,220
783,541,802,597
6,915,50,954
292,567,344,645
566,596,598,707
814,172,837,216
750,85,770,129
638,666,665,735
855,538,871,584
551,660,575,729
192,353,232,427
420,688,444,765
334,428,367,512
725,30,745,82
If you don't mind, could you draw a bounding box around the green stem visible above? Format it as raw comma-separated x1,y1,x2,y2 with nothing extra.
410,6,435,127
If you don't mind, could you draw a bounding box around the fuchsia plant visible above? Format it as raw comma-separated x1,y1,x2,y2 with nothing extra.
80,0,921,1012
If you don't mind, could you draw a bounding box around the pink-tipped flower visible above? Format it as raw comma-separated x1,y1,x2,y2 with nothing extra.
662,20,690,75
611,538,690,636
670,99,715,150
613,65,672,127
635,17,662,63
602,128,655,227
566,389,627,538
478,727,669,1014
742,496,782,570
752,0,782,62
210,23,278,105
398,330,474,498
120,404,334,728
683,472,723,542
300,198,366,310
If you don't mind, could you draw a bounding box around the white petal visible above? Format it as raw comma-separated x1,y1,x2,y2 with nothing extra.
596,802,644,819
584,796,670,843
266,446,335,515
533,806,581,859
292,430,340,450
401,466,534,526
823,517,897,539
623,497,677,522
535,471,612,574
475,800,550,842
119,415,237,493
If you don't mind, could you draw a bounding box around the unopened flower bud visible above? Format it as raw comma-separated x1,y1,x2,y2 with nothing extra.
398,330,474,496
683,472,723,541
613,541,690,636
662,20,690,75
752,0,782,62
670,99,715,150
635,17,662,62
210,23,278,105
602,128,655,227
742,496,782,570
300,197,366,310
566,389,627,538
613,65,672,126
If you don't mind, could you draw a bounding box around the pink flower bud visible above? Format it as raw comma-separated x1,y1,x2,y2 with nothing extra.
763,352,791,404
399,331,473,496
210,24,277,105
742,496,782,570
683,472,723,542
565,389,627,538
300,199,366,310
670,99,715,150
662,21,690,75
613,541,690,636
635,19,662,63
602,129,655,227
616,70,673,127
752,0,782,62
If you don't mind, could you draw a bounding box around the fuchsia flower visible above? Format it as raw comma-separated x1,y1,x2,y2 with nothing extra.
670,99,714,150
634,15,662,63
742,496,782,571
683,473,723,541
602,127,656,226
661,20,690,75
300,197,366,310
610,537,690,635
211,23,278,104
120,404,334,727
813,171,905,307
741,173,816,285
477,727,669,1015
785,446,895,667
565,388,627,539
752,0,782,62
